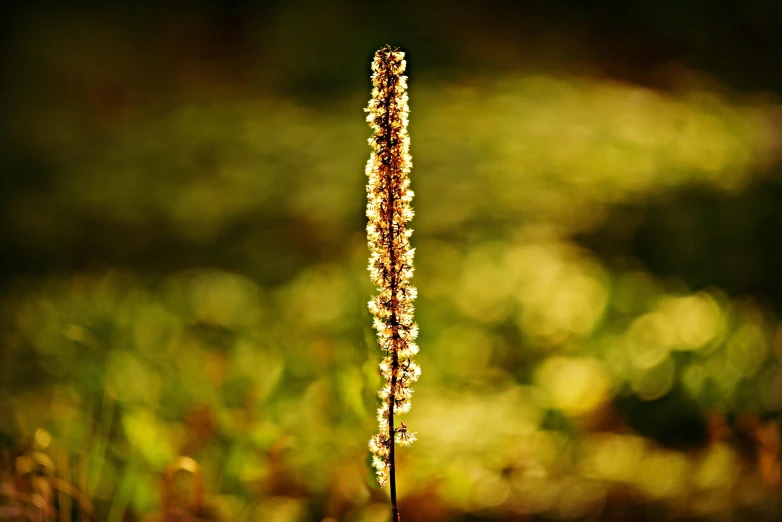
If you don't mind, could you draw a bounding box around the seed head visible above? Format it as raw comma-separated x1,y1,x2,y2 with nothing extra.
365,45,419,487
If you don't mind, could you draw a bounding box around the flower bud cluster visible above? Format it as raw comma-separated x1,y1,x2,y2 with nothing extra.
365,46,420,487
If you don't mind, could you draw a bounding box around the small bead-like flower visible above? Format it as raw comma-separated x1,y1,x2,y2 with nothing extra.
395,422,417,447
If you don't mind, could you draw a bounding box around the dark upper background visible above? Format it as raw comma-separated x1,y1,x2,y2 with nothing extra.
2,0,782,304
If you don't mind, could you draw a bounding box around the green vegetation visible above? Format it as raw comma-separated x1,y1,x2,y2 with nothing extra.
1,3,782,521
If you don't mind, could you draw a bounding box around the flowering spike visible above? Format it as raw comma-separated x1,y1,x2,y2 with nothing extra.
365,45,419,510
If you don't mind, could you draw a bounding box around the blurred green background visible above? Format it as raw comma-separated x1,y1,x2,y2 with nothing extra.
2,1,782,520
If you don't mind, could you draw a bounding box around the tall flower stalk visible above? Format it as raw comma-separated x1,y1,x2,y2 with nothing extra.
365,45,420,521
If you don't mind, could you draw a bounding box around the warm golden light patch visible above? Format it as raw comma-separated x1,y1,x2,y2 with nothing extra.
536,357,611,415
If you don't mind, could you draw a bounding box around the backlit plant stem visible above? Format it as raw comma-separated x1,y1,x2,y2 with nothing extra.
365,46,420,522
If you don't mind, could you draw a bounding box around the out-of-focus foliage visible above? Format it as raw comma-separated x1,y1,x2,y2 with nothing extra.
4,77,774,244
2,2,782,521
